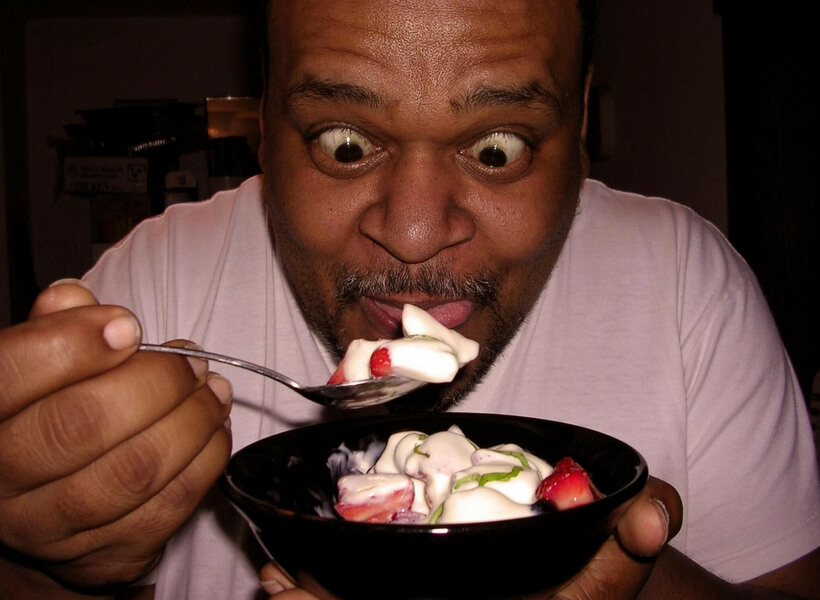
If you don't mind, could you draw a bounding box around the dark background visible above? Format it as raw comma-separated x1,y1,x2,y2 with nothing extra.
1,1,817,401
718,3,818,404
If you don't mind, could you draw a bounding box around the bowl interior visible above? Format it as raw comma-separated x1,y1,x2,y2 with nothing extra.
222,412,648,600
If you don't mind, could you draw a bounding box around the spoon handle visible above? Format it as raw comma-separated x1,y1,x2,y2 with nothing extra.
137,343,303,389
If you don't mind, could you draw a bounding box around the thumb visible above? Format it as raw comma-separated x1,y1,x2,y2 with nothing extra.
260,561,297,597
615,476,683,558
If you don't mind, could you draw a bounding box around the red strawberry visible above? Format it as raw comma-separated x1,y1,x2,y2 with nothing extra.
335,475,414,523
327,359,347,384
369,346,392,378
536,457,597,510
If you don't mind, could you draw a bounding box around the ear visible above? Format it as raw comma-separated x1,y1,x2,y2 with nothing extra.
580,66,593,143
579,66,594,177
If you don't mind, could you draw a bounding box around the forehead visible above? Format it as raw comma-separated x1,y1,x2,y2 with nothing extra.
267,0,583,108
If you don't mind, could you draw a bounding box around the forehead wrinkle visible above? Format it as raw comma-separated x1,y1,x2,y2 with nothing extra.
284,75,389,111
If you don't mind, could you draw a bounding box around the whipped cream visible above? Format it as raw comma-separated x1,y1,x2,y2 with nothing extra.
335,425,555,524
336,304,479,383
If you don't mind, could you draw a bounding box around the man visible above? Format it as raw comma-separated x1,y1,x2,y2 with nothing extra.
0,1,818,599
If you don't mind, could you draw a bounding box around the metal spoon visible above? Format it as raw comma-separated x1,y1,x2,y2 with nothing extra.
138,343,427,409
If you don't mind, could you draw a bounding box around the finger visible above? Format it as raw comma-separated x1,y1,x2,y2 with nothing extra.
260,561,297,596
551,478,684,600
0,305,142,420
36,423,232,588
0,346,210,493
29,279,99,318
3,373,232,547
260,562,340,600
614,476,683,558
263,589,324,600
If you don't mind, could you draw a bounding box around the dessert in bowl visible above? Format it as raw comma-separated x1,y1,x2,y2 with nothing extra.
221,412,648,600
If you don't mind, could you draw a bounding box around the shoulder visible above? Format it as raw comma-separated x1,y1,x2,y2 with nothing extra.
578,179,725,241
574,179,754,287
568,179,766,347
83,176,269,308
86,177,265,273
133,175,264,241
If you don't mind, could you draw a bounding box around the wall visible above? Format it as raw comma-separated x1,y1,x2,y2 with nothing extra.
589,0,727,233
25,16,259,289
720,4,818,400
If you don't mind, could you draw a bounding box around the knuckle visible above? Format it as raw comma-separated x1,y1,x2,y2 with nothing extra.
0,425,29,496
0,353,23,418
0,334,42,419
159,431,231,513
38,390,107,461
105,437,163,500
0,308,110,420
157,472,199,516
37,440,164,541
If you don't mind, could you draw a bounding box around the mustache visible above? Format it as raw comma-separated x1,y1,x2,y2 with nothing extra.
333,263,498,306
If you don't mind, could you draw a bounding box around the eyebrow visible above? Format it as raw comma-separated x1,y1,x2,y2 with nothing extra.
450,82,561,114
285,76,388,111
284,76,560,115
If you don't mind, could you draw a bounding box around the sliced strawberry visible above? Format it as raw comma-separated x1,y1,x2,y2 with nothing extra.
536,457,597,510
335,493,407,523
335,475,415,523
369,346,392,378
327,360,347,384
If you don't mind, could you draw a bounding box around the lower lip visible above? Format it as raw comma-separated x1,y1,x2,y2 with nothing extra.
360,298,474,338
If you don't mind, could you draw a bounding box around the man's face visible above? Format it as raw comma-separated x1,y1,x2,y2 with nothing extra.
260,0,589,409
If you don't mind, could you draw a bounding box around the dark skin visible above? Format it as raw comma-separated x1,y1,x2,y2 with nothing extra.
0,282,232,599
0,1,816,599
261,0,585,411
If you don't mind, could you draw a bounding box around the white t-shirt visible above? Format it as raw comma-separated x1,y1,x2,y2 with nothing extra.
84,176,820,600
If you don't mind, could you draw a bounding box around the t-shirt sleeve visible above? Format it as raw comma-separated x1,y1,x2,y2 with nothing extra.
680,234,820,582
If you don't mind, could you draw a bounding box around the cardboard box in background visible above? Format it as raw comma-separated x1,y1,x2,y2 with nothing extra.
62,156,149,195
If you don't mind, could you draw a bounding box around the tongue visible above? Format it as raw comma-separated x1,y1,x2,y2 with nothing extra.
369,300,474,333
424,301,473,329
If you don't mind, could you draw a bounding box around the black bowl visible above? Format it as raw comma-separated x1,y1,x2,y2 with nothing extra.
221,412,648,600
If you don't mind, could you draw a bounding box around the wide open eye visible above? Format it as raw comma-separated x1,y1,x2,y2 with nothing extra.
466,132,528,168
316,128,376,163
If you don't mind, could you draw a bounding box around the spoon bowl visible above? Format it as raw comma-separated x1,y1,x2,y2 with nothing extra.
137,344,427,408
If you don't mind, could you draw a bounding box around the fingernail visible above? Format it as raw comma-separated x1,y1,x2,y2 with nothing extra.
49,277,91,290
182,343,208,379
260,579,286,595
650,497,670,545
207,375,233,406
102,315,141,350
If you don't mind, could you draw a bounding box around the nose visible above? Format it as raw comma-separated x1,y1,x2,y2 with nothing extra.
359,150,475,264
